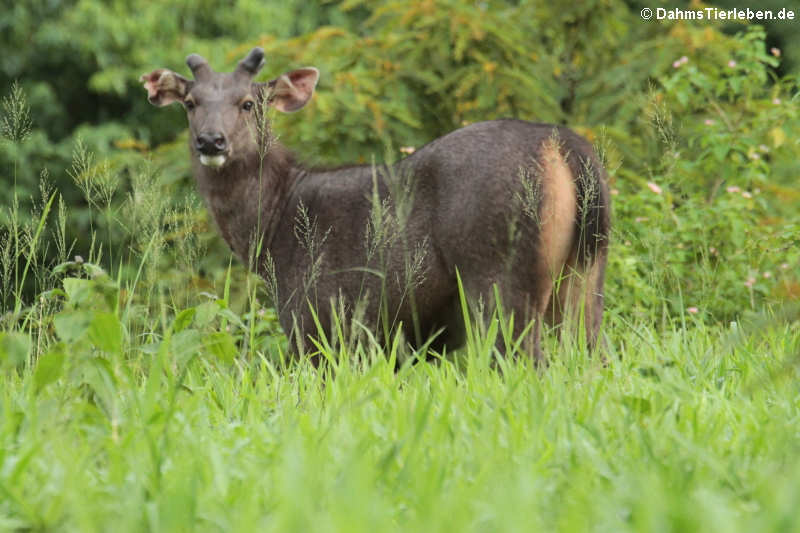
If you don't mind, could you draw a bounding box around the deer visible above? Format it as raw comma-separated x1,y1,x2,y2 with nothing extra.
141,47,610,364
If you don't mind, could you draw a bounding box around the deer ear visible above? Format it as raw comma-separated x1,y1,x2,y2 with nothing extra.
268,68,319,113
140,69,191,107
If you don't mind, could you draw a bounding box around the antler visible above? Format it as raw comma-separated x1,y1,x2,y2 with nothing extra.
186,53,212,81
235,47,265,78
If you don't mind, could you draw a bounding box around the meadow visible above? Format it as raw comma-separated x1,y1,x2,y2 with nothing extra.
1,1,799,531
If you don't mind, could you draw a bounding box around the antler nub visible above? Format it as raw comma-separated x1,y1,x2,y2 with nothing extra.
236,47,265,77
186,53,212,81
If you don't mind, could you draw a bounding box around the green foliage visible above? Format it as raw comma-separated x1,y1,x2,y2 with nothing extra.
608,26,799,320
260,0,689,163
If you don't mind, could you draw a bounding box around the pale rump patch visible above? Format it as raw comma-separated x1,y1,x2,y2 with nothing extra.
538,141,577,279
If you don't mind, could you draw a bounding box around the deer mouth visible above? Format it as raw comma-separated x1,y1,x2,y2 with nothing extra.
199,154,228,168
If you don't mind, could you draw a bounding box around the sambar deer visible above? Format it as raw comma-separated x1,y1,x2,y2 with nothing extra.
141,47,610,363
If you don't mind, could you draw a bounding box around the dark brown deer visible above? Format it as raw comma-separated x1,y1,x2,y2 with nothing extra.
141,47,610,363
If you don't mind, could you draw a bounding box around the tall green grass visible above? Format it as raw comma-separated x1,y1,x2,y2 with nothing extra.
1,307,798,531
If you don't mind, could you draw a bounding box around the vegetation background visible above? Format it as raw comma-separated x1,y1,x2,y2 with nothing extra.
0,0,798,531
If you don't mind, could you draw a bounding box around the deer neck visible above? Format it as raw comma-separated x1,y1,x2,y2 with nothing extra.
193,143,299,267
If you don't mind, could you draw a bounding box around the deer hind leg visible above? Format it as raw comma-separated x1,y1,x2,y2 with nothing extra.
501,279,553,366
583,247,607,352
544,250,606,354
456,267,551,365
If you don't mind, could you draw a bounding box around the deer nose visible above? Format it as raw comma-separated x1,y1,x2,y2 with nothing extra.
196,132,227,155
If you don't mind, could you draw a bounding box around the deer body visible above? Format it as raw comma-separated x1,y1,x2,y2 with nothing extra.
143,48,610,362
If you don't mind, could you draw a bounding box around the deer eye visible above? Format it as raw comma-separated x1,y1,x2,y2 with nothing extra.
184,100,196,111
242,100,254,112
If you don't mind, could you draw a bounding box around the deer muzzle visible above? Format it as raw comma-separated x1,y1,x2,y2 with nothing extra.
196,132,228,167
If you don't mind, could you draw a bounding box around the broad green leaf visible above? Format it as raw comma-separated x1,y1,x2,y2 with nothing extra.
217,308,245,329
171,329,204,367
195,301,218,328
63,277,91,304
712,144,729,162
88,312,124,354
0,332,31,369
204,332,238,365
34,348,66,389
54,310,92,343
172,307,196,333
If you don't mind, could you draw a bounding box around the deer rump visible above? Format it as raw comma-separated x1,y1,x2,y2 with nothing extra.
142,49,610,363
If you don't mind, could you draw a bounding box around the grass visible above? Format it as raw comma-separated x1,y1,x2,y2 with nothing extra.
1,289,799,531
